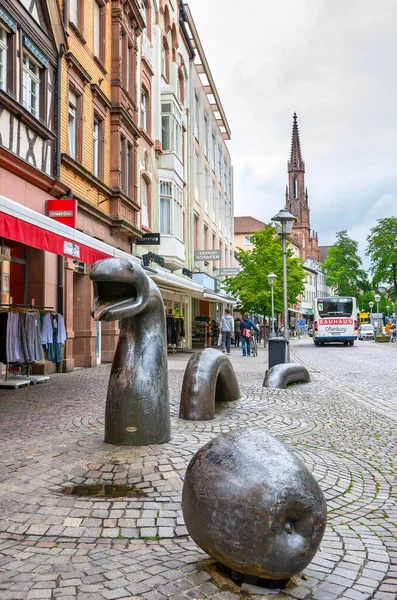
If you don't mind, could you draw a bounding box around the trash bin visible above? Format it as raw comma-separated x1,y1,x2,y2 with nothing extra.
268,337,289,369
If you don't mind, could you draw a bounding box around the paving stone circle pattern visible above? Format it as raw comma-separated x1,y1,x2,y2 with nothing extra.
0,339,396,599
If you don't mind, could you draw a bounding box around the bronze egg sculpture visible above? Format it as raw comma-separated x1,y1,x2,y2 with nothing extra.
182,429,327,579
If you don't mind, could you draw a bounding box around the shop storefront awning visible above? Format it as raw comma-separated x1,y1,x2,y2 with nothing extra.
204,291,237,305
304,308,314,315
288,308,303,314
149,268,204,298
0,195,140,265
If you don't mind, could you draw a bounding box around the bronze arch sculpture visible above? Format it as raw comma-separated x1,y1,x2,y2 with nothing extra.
90,257,170,446
263,362,310,389
182,428,327,579
179,348,241,421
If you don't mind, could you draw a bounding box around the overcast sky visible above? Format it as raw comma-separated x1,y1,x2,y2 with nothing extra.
188,0,397,265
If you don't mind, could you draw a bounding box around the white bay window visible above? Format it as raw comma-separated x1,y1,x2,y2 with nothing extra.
160,180,184,242
23,53,40,118
0,27,7,92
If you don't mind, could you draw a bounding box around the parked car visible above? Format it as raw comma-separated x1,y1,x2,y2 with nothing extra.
308,327,314,337
358,324,374,340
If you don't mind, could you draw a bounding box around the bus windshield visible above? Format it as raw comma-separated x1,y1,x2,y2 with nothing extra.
317,298,353,318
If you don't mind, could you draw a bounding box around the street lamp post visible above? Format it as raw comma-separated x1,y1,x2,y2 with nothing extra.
374,293,381,336
369,301,374,330
267,272,278,337
271,208,296,361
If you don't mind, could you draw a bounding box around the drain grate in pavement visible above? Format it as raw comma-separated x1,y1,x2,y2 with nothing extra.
62,484,148,498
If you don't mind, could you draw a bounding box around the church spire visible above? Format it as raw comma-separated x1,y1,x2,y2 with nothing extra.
288,112,305,173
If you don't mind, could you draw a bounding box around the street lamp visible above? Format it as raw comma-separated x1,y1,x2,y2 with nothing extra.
369,301,374,328
271,208,296,357
267,272,278,337
374,293,381,336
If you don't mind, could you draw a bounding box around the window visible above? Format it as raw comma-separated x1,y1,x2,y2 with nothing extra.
204,225,209,250
244,236,252,245
161,102,182,159
161,103,171,151
23,53,40,118
217,145,222,180
68,90,77,158
141,178,149,228
175,121,182,161
70,0,78,24
177,69,184,105
141,89,147,131
93,119,99,176
194,92,199,139
204,115,208,157
195,152,199,197
94,2,101,57
294,178,298,198
194,216,199,251
120,137,133,196
224,160,227,189
161,40,168,80
160,181,172,234
204,168,209,214
212,133,216,170
293,201,299,217
0,27,7,92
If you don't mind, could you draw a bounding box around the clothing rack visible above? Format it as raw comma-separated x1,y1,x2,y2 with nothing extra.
0,305,54,387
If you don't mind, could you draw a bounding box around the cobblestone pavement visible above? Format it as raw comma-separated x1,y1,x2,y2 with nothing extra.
0,339,396,599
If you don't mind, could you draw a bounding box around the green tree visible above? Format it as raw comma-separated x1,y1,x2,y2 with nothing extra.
322,230,368,296
223,226,306,318
366,217,397,312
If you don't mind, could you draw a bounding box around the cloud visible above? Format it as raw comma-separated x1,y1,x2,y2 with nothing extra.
188,0,397,260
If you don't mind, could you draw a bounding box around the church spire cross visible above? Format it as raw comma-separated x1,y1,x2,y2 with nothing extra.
288,112,305,173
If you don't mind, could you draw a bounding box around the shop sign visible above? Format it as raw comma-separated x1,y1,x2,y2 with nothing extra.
47,200,78,228
135,233,161,245
64,241,80,258
142,252,164,268
219,268,241,277
194,249,221,261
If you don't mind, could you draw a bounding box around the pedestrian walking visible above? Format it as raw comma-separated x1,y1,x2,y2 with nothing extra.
220,309,234,355
240,312,259,356
234,317,241,347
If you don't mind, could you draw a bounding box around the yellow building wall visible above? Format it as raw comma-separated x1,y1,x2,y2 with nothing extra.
59,0,112,214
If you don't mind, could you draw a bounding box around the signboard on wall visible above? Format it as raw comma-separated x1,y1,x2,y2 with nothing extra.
47,200,78,228
194,249,221,261
135,233,161,245
218,268,241,277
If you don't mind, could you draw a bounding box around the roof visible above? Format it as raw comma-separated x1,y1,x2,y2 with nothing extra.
234,216,267,234
184,4,231,141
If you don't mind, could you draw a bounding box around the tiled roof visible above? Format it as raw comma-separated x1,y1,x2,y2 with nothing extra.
234,216,267,234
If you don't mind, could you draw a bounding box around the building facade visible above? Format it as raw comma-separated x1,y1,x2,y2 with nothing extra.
286,113,320,262
0,0,236,373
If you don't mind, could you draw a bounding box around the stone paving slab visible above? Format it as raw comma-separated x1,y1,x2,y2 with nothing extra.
0,340,396,598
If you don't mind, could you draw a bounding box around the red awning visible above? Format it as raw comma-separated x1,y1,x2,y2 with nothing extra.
0,211,110,264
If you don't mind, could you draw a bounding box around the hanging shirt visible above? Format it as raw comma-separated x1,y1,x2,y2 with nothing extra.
41,313,67,346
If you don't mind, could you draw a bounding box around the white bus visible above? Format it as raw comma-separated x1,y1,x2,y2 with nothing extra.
313,296,357,346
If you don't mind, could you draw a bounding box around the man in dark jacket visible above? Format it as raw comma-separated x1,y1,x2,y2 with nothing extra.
240,312,259,356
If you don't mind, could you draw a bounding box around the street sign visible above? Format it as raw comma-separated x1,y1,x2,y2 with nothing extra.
136,233,161,245
219,268,241,277
194,249,221,261
297,319,305,327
